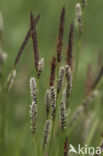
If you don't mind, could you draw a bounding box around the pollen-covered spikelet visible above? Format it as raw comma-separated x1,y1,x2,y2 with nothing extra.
75,3,82,33
65,65,72,98
29,77,37,133
45,89,51,118
60,100,67,130
50,86,56,120
7,69,16,91
43,120,51,149
37,58,44,78
57,66,65,94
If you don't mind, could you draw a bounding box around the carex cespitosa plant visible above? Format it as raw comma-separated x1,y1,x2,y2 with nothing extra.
0,0,103,156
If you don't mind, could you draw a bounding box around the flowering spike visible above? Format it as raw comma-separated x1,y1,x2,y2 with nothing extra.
0,47,7,63
49,56,56,87
50,86,56,120
7,69,16,91
65,65,72,98
81,0,87,8
43,120,51,149
66,24,74,68
30,12,39,72
83,113,94,143
60,100,67,130
64,137,69,156
14,14,40,68
57,6,65,63
29,77,37,133
45,89,51,118
83,90,99,109
57,66,65,94
68,90,99,127
37,58,44,78
68,105,83,127
75,3,82,33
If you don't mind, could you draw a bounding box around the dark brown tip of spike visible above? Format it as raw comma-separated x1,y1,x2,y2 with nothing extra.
30,12,39,72
49,56,56,87
66,23,74,68
64,137,69,156
14,14,40,68
57,6,65,63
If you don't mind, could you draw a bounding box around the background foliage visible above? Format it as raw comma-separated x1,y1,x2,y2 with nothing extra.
0,0,103,155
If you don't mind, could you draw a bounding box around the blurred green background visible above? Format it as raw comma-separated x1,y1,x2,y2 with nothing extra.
0,0,103,155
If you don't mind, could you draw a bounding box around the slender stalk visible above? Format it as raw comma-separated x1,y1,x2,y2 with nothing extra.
48,121,54,156
48,62,60,155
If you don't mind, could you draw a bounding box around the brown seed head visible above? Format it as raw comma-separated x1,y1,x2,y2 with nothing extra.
30,12,39,72
57,6,65,63
14,14,40,68
49,56,56,87
66,23,74,68
64,137,69,156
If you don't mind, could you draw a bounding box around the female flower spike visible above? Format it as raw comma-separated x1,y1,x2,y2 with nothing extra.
29,77,37,133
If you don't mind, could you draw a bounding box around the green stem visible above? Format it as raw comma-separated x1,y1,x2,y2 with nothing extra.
73,34,82,86
48,121,54,156
48,63,60,155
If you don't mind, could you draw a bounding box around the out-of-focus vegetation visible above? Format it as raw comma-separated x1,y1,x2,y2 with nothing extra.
0,0,103,155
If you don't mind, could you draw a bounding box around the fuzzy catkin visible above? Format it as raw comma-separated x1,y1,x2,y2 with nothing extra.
29,77,37,133
75,3,82,33
65,65,72,98
38,58,44,78
60,100,67,130
43,120,51,149
45,89,51,118
50,86,56,120
7,69,16,91
30,101,37,133
57,66,65,94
